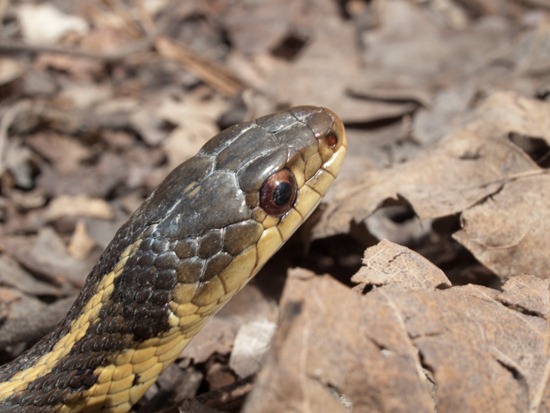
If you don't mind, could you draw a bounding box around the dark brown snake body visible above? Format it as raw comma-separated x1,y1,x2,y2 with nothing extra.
0,106,347,412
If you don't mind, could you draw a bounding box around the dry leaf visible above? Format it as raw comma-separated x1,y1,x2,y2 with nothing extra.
159,96,228,168
17,4,89,45
45,195,114,222
0,254,61,297
38,152,127,197
244,268,549,413
454,174,550,279
0,227,93,287
319,127,533,237
0,58,24,87
1,2,549,411
224,0,296,54
26,133,90,174
258,0,403,122
244,269,436,413
67,220,97,260
229,320,276,378
353,239,451,291
497,275,549,318
0,287,74,350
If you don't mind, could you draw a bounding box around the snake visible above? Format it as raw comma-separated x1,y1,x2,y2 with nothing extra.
0,106,346,412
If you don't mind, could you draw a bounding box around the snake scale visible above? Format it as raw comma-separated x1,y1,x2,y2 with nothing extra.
0,106,347,412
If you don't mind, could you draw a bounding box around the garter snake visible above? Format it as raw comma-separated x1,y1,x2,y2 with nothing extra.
0,106,347,412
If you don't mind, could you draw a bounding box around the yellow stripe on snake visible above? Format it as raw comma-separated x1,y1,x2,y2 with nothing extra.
0,106,347,412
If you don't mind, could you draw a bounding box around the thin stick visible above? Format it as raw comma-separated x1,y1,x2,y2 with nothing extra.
155,36,248,97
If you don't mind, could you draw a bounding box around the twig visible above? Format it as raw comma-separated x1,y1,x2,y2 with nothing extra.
0,36,248,98
103,0,146,38
155,36,248,97
0,33,157,63
516,0,550,9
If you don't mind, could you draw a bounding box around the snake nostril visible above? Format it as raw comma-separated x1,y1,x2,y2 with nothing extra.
326,133,338,149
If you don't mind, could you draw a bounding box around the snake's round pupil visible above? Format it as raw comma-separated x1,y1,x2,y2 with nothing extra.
260,169,297,217
273,182,292,206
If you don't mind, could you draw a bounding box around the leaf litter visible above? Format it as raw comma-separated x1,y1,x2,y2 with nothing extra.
0,0,549,412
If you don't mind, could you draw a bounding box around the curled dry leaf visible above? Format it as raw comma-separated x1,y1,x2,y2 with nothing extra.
317,92,550,281
4,139,34,189
352,239,451,291
244,264,549,413
257,0,406,122
454,174,550,279
0,287,74,350
498,275,549,318
26,133,90,175
0,58,24,87
159,96,229,169
17,4,89,45
45,195,114,222
0,254,61,297
67,220,97,260
323,92,544,230
38,151,127,198
0,227,93,287
244,268,435,413
229,320,276,378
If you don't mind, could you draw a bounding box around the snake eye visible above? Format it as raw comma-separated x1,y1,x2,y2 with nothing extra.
260,169,297,217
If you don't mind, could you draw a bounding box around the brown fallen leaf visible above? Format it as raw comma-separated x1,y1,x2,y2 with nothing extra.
244,268,436,413
353,239,452,291
497,275,549,319
37,151,127,198
0,227,93,287
0,287,74,350
454,173,550,279
316,92,549,281
317,127,531,239
325,92,543,226
44,194,114,222
224,0,296,55
0,254,62,297
252,0,412,123
244,266,549,413
229,320,276,378
0,58,24,87
465,91,550,143
26,133,90,174
1,2,548,412
67,219,97,260
129,95,173,146
363,1,517,83
159,95,229,169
